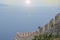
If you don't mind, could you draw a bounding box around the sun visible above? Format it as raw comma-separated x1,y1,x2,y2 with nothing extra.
25,0,31,4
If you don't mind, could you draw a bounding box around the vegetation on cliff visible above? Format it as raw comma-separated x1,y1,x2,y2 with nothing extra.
32,32,58,40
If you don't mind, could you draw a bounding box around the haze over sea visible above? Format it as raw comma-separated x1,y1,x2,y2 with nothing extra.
0,0,60,40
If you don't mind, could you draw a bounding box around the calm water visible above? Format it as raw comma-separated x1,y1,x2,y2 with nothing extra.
0,6,60,40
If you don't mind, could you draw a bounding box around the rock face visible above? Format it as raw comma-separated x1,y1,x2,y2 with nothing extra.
39,13,60,36
54,13,60,36
14,32,39,40
14,13,60,40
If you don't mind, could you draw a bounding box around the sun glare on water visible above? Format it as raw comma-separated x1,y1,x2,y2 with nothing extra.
4,0,59,6
25,0,31,5
5,0,31,5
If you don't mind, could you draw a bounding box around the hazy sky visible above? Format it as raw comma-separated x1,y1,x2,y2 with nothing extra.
0,0,60,7
0,0,60,40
